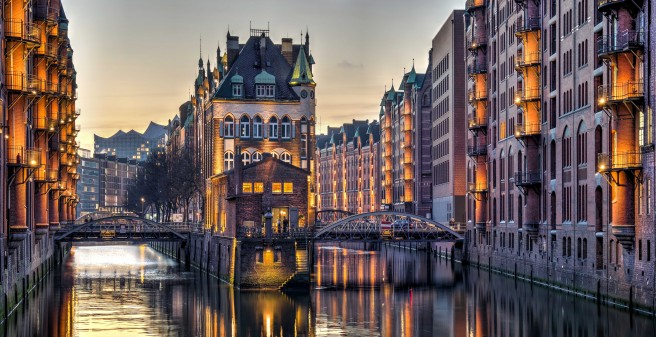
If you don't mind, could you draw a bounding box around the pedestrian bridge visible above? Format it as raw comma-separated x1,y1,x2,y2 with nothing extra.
313,211,464,242
54,216,191,243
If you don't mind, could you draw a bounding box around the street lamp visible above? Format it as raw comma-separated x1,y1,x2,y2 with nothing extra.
140,197,145,217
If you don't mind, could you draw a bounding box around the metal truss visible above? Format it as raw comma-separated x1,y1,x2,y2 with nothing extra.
314,211,464,243
54,216,188,243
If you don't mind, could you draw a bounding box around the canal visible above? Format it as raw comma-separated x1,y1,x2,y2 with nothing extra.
1,243,655,336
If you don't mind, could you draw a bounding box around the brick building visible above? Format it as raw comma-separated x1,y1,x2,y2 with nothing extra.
380,62,433,216
315,120,381,214
463,0,656,308
431,10,468,224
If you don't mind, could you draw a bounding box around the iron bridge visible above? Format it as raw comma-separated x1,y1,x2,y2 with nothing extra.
313,211,464,242
54,216,190,243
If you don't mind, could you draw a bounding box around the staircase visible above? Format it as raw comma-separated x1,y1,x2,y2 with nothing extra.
280,240,310,291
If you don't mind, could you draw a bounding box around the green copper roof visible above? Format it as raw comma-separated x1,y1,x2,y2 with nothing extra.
379,106,385,117
289,46,315,86
406,66,417,85
385,83,396,101
231,73,243,84
254,70,276,84
308,54,315,65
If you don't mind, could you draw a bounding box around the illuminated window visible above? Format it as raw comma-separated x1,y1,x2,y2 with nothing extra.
242,182,253,193
254,182,264,193
284,182,293,194
272,182,282,194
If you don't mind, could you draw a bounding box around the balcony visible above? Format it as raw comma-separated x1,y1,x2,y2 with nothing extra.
597,82,644,106
468,89,488,103
467,144,487,157
515,51,541,70
514,87,541,104
514,171,542,187
46,44,58,60
597,152,642,172
597,31,644,57
467,35,487,51
597,0,644,14
467,62,487,75
34,167,59,183
4,19,41,46
514,122,541,139
6,72,41,95
465,0,485,12
7,146,41,168
467,182,488,194
516,16,541,35
34,4,60,23
468,117,488,131
32,117,57,132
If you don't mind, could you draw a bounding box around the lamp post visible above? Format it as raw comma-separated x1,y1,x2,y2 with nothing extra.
140,197,145,217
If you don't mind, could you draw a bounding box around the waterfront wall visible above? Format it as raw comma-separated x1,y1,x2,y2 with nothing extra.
464,239,656,314
152,233,306,290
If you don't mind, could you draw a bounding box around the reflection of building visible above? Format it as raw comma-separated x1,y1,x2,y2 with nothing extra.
315,120,381,213
380,61,432,216
430,11,467,224
203,28,317,234
463,0,656,309
94,122,167,161
76,154,140,217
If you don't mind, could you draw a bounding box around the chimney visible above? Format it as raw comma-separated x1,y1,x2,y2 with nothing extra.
227,35,240,69
281,38,293,65
260,33,267,69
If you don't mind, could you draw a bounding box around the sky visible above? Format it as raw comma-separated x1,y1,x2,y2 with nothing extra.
64,0,464,150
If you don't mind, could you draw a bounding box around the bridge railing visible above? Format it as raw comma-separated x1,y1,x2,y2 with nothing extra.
238,226,313,240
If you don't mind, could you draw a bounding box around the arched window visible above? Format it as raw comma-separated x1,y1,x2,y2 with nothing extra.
577,122,587,165
281,152,291,163
252,152,263,162
271,152,280,159
269,116,279,139
253,115,263,138
224,151,234,171
224,116,234,138
281,116,291,139
241,151,251,165
240,115,250,138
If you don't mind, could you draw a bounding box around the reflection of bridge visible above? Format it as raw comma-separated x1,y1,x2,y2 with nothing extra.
54,216,191,243
314,211,463,242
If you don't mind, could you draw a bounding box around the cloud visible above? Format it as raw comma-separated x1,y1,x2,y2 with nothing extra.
337,60,364,69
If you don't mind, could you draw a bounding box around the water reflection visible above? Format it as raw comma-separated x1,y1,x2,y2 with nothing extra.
1,244,654,337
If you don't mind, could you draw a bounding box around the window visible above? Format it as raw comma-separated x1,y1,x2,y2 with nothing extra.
253,115,262,138
256,85,275,98
284,182,293,194
242,182,252,193
301,134,308,158
241,152,251,165
224,151,234,171
269,116,279,139
254,182,264,193
252,152,263,162
272,182,282,194
240,115,250,138
232,84,242,97
281,152,291,163
281,116,291,139
224,116,234,138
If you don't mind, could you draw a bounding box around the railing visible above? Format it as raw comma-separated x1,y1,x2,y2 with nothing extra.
238,226,313,240
515,87,541,103
467,144,487,156
515,51,541,68
5,72,41,94
34,4,60,22
467,182,488,193
468,88,488,102
46,43,58,59
4,19,41,45
597,31,644,55
468,35,487,50
597,82,644,104
7,146,24,165
516,16,541,34
597,152,642,172
468,117,488,130
34,167,59,182
467,62,487,75
514,171,542,186
514,122,541,138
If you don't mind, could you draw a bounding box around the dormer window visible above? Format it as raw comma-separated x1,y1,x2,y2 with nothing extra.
256,84,275,98
232,84,243,97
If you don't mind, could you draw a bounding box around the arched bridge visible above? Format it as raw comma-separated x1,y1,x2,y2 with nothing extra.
313,211,463,242
54,216,190,243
